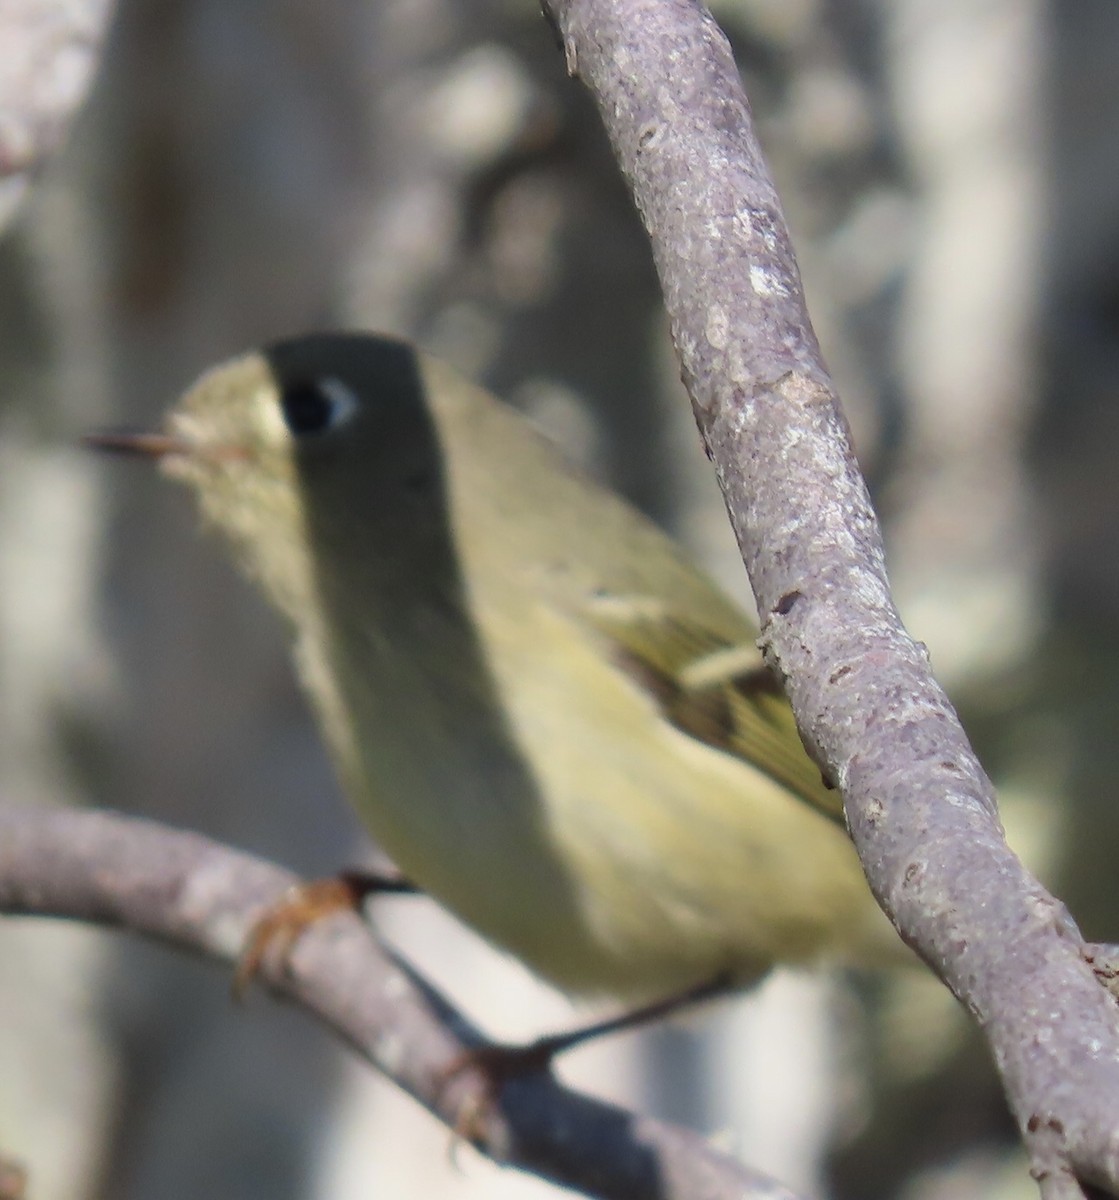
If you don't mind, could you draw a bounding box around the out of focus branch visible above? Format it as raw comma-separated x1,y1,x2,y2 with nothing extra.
0,0,116,231
0,1153,26,1200
0,804,806,1200
538,0,1119,1196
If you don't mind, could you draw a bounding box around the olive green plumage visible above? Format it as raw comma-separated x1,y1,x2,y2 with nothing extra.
155,333,897,998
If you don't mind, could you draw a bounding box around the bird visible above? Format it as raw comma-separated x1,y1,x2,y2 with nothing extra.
90,332,899,1021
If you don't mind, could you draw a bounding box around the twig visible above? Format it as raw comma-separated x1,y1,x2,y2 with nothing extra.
0,804,807,1200
538,0,1119,1195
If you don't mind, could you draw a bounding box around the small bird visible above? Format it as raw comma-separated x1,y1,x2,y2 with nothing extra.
93,333,898,1012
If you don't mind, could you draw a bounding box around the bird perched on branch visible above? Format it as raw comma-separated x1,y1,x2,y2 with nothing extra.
91,333,899,1036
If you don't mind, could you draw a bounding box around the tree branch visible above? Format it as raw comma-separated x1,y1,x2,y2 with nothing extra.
0,804,807,1200
0,0,116,232
538,0,1119,1195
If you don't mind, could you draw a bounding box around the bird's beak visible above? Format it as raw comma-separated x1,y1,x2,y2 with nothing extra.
82,430,190,459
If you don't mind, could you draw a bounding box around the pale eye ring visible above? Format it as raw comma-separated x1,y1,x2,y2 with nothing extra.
279,376,359,436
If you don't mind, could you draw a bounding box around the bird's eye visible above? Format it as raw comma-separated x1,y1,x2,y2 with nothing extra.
279,377,358,436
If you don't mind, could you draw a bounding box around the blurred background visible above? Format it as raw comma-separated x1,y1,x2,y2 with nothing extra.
0,0,1112,1197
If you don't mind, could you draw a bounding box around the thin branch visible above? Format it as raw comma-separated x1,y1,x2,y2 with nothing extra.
538,0,1119,1195
0,804,805,1200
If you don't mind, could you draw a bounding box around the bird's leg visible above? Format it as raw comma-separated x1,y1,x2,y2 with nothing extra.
448,972,734,1084
443,973,734,1143
525,972,734,1062
234,867,417,998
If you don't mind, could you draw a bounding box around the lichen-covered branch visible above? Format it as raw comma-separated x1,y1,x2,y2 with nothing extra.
0,804,805,1200
538,0,1119,1194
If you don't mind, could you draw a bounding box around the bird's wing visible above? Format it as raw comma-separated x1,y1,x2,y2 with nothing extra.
584,593,844,822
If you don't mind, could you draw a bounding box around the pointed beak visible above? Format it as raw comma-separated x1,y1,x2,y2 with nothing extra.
82,430,190,459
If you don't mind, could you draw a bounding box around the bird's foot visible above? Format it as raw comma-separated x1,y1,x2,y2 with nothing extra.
234,868,416,998
440,973,732,1143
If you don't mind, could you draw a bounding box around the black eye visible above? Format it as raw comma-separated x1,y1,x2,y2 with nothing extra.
279,376,358,436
